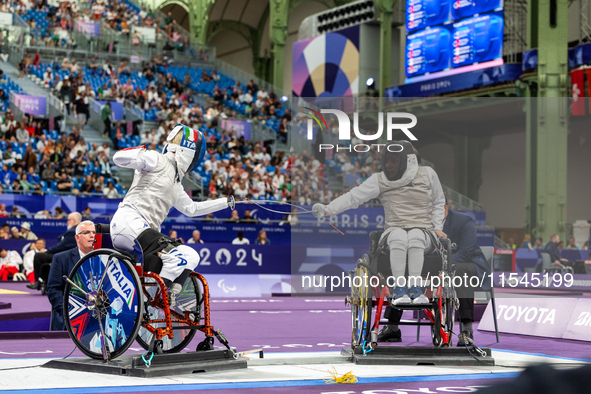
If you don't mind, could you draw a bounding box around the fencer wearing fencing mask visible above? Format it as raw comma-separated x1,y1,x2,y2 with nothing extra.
313,141,446,306
110,124,234,286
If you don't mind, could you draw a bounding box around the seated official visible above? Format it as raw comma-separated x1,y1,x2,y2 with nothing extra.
27,212,82,292
537,234,572,271
46,220,96,331
378,196,491,346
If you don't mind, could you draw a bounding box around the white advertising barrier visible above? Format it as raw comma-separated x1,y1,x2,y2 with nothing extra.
562,298,591,341
201,274,292,298
0,12,12,26
478,298,576,339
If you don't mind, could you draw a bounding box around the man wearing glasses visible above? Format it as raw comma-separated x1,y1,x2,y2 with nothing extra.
46,220,96,330
27,212,82,294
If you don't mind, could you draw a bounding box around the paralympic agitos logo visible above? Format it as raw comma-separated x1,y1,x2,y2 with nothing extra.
303,108,418,152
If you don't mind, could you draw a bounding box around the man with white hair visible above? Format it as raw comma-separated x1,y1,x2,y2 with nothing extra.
187,230,204,244
46,220,96,330
27,212,82,293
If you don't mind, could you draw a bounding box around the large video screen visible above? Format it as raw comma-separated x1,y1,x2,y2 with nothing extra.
406,0,451,33
404,0,504,83
404,11,504,79
451,0,503,21
451,11,503,67
405,26,452,77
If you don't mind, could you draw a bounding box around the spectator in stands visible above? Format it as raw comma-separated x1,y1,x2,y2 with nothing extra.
47,219,96,330
19,173,40,193
0,204,8,217
73,92,90,126
57,172,77,194
10,227,20,239
228,210,240,223
19,222,37,240
82,207,92,220
23,145,37,171
80,175,95,195
240,210,259,224
232,231,250,245
23,238,46,283
534,237,544,249
521,234,534,250
59,77,72,115
28,211,81,292
10,205,26,218
16,122,29,142
36,134,47,152
255,230,270,245
103,181,118,198
187,230,204,244
567,237,581,250
583,241,589,251
201,213,217,223
54,207,66,219
0,247,23,280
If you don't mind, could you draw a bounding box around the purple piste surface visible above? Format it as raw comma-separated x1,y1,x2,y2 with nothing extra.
0,282,52,317
1,292,591,361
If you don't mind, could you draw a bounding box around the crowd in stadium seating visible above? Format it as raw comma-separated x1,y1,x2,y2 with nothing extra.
0,105,122,196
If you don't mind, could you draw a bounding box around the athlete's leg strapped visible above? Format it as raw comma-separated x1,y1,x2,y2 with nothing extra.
159,245,200,282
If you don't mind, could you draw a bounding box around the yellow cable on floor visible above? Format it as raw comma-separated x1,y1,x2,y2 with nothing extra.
323,366,358,384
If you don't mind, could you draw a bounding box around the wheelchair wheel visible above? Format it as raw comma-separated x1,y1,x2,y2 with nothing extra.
136,275,203,353
351,258,372,349
431,296,455,347
63,249,143,360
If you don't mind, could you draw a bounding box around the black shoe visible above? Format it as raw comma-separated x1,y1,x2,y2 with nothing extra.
457,330,474,347
40,283,47,296
26,282,40,290
377,325,402,342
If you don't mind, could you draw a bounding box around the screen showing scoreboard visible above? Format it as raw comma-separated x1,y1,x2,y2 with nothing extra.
405,26,452,77
451,0,503,20
404,0,504,83
451,11,504,67
406,0,451,33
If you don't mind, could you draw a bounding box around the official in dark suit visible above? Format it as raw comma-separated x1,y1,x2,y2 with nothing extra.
46,220,96,331
28,212,82,292
378,198,491,346
540,234,571,270
442,205,490,346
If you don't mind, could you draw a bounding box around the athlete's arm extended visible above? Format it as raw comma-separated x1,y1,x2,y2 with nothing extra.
174,190,231,217
112,146,159,172
313,174,380,218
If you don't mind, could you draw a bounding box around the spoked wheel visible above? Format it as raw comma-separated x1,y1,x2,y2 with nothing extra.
351,258,372,350
136,275,204,353
431,294,455,347
431,300,443,347
63,249,143,360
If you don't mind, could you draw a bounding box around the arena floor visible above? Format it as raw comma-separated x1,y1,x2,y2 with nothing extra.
1,282,590,393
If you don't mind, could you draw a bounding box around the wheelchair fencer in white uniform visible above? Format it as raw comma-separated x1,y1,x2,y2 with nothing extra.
313,141,447,306
110,124,234,296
